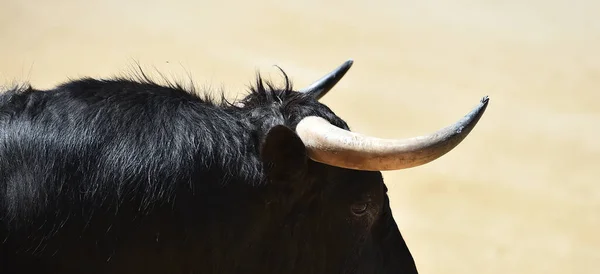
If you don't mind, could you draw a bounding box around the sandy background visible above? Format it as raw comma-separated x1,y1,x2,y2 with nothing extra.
1,0,598,273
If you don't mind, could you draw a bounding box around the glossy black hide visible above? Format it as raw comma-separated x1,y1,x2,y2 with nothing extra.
0,71,418,274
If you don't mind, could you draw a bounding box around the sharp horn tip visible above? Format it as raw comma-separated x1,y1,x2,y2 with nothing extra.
343,59,354,67
481,95,490,104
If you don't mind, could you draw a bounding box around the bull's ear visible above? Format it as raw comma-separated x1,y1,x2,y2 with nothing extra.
260,125,308,180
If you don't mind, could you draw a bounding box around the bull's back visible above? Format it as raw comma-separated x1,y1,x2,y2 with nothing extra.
0,79,262,273
0,79,208,241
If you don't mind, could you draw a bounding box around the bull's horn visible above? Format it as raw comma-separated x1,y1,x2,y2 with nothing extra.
299,59,354,100
295,96,490,171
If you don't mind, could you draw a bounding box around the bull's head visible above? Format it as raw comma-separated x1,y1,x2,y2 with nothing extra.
239,60,488,273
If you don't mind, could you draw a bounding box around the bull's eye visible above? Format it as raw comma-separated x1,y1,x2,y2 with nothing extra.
350,202,369,215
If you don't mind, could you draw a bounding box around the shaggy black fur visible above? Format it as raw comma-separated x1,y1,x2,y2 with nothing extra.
0,68,417,274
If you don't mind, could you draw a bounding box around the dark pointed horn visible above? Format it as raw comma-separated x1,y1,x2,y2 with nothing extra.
295,96,490,171
299,59,354,100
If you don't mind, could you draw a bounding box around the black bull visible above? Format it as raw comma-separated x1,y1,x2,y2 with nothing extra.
0,60,489,274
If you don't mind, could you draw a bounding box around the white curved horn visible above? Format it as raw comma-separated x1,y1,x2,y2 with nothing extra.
295,96,490,171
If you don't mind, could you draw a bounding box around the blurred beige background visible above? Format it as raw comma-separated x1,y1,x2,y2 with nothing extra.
1,0,598,273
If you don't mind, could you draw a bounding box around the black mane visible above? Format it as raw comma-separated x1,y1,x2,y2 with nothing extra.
0,68,348,230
